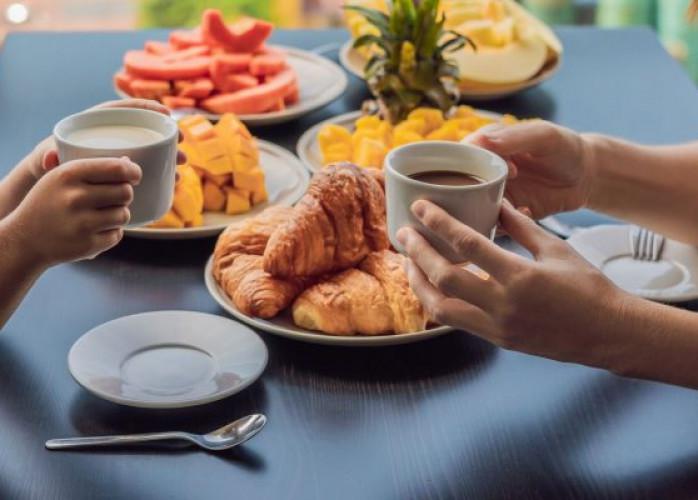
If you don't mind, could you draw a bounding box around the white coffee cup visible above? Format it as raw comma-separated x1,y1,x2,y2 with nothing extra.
54,108,178,227
385,141,508,263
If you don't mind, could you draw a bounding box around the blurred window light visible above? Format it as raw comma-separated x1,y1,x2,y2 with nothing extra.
5,2,30,25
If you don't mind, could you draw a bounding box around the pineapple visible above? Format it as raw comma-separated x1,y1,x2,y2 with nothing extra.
345,0,474,124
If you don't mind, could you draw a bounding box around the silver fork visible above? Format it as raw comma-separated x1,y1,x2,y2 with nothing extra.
630,227,665,262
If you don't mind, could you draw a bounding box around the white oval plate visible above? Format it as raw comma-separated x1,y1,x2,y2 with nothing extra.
296,109,504,173
568,225,698,303
124,140,309,240
115,46,348,126
339,40,560,102
204,257,453,346
68,310,268,409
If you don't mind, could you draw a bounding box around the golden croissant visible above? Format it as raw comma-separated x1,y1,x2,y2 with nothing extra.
292,250,428,336
213,206,305,318
263,163,390,279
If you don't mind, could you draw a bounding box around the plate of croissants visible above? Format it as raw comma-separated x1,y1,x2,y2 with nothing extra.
206,163,453,346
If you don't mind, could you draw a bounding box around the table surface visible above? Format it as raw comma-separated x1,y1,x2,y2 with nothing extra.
2,26,698,500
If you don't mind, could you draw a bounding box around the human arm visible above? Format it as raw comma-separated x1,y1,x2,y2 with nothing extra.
469,122,698,245
399,200,698,389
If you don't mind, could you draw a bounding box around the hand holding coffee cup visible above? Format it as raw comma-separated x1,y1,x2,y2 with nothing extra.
385,141,508,263
53,108,178,226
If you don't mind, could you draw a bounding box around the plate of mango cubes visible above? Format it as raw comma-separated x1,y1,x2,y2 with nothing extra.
125,113,309,239
296,106,516,172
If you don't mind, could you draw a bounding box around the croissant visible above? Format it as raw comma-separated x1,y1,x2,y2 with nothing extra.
263,163,390,279
292,250,429,336
213,206,304,318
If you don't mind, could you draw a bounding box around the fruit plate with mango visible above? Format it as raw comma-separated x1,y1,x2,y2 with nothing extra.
342,0,562,101
125,113,309,240
114,9,347,126
297,106,516,172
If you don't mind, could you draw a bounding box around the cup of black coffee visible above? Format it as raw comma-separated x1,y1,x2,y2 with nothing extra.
385,141,507,263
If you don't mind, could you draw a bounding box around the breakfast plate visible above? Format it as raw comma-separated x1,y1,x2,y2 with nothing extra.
296,109,504,173
124,140,310,239
204,257,454,346
338,40,560,102
115,46,348,126
568,225,698,303
68,310,268,409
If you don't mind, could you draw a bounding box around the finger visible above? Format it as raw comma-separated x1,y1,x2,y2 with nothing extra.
95,98,170,116
177,150,187,165
469,121,559,157
410,200,518,278
93,228,124,253
94,206,131,230
42,149,60,171
495,206,530,237
66,157,142,185
406,260,494,334
499,201,557,257
398,227,502,310
77,183,134,209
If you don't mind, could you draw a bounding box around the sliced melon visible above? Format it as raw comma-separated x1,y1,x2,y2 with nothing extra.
502,0,563,55
449,35,547,85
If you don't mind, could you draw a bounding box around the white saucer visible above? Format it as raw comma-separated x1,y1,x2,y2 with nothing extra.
568,225,698,303
68,311,268,408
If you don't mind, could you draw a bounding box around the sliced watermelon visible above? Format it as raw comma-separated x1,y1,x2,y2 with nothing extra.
169,29,205,50
201,68,296,114
161,96,197,109
130,79,172,100
175,78,214,99
162,45,211,63
124,50,210,80
284,82,299,105
114,71,135,95
249,54,286,76
219,73,259,93
145,40,173,56
201,9,272,53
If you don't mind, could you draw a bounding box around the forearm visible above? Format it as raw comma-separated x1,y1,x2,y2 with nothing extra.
585,135,698,245
0,154,37,219
605,296,698,389
0,217,46,329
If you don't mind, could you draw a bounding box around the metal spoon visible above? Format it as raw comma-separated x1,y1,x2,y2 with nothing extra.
45,414,266,452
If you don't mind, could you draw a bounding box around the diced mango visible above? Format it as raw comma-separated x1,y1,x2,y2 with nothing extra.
407,108,444,133
353,137,388,168
351,128,388,150
180,115,215,143
233,152,258,173
203,180,226,212
251,185,268,205
233,167,265,193
225,187,252,215
201,154,233,175
150,210,184,228
194,137,227,162
322,143,352,165
186,212,204,227
394,118,427,136
426,122,461,141
215,113,252,140
173,183,202,223
204,171,232,187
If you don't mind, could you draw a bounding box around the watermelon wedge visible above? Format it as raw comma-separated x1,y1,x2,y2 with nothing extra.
169,29,205,50
124,50,211,80
145,41,173,56
201,9,272,53
175,78,214,99
219,73,259,93
249,54,286,76
201,68,296,114
161,96,196,109
114,71,135,94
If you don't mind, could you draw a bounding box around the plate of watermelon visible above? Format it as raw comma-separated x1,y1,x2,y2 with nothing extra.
114,9,348,126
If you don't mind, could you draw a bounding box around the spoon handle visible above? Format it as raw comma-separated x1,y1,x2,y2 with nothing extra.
46,431,189,450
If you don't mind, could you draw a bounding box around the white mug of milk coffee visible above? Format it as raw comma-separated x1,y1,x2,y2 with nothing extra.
385,141,507,263
54,108,178,227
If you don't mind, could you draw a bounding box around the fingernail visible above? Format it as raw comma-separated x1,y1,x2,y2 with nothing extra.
482,124,507,142
411,200,426,219
396,227,408,245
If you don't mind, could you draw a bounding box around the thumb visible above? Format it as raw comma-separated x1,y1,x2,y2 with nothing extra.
499,200,554,258
42,149,60,171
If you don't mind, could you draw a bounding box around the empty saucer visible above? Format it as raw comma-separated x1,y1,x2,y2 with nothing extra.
567,225,698,303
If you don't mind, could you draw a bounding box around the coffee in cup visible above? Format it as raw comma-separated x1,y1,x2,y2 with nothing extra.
54,108,178,227
385,141,507,263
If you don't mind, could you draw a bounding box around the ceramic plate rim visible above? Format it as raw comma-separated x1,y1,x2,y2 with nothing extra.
568,225,698,303
204,257,453,346
296,109,504,173
114,46,348,126
68,310,268,409
338,40,560,101
124,139,309,240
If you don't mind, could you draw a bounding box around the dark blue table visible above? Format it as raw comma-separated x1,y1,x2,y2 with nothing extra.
2,27,698,500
